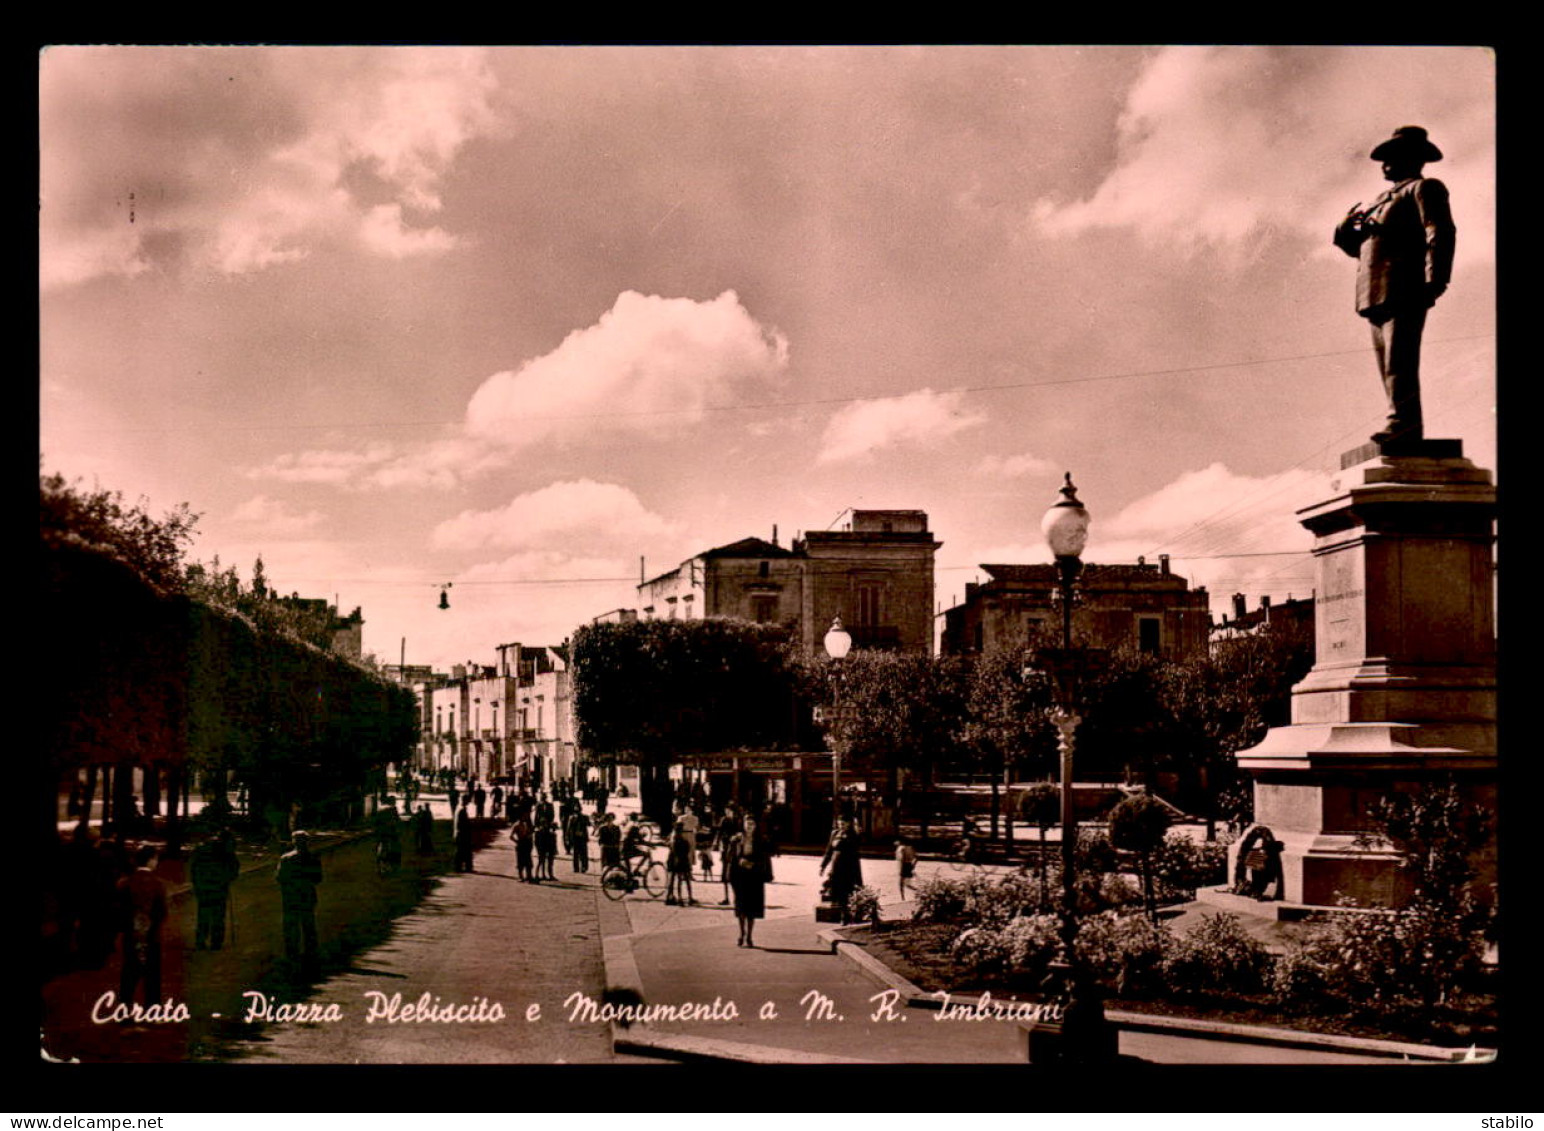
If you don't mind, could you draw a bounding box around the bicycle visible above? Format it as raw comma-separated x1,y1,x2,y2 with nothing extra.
600,846,667,901
946,835,987,874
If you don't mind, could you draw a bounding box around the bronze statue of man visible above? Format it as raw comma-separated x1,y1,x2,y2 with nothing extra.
1333,125,1456,444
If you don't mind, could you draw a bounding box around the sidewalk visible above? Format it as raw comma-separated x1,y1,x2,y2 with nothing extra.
597,854,1469,1065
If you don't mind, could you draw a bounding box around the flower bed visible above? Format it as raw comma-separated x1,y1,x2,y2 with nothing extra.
864,847,1498,1049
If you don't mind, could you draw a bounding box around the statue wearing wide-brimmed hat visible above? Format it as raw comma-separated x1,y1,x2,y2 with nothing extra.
1333,125,1456,444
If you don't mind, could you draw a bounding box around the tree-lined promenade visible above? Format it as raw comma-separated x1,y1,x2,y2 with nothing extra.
41,470,420,983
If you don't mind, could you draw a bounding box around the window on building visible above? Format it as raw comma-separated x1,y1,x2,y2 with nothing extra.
759,561,769,577
1138,616,1162,654
856,584,881,627
1026,617,1045,645
752,595,778,624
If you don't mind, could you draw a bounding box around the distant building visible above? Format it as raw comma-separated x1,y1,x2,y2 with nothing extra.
632,509,941,655
941,554,1210,659
1210,592,1315,645
420,645,574,786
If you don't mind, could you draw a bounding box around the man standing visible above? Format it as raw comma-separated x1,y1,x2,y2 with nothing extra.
1333,125,1456,443
276,830,323,976
190,829,239,950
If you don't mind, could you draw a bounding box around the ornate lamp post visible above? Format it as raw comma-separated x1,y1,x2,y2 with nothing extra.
822,617,853,824
1032,473,1118,1064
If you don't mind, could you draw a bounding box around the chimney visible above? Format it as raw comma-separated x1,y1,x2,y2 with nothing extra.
1260,595,1272,610
1159,554,1170,575
772,524,778,547
1232,593,1247,619
1137,555,1146,567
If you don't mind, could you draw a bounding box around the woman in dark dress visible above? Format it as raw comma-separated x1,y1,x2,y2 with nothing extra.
819,817,863,924
726,815,773,948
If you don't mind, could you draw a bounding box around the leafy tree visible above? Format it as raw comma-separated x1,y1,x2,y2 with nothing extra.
1154,621,1313,836
1016,781,1061,909
40,469,200,593
571,618,807,824
961,650,1056,839
1108,792,1172,924
796,649,970,834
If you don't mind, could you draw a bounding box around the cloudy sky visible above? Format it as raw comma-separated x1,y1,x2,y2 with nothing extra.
40,46,1496,671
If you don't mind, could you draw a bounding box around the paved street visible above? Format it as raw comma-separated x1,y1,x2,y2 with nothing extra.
219,831,624,1064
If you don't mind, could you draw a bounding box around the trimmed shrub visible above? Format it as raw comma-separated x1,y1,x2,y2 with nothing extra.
999,913,1063,976
950,925,1011,973
847,885,883,925
912,876,970,922
1076,910,1173,997
1161,912,1272,996
1151,835,1229,902
1271,941,1337,1011
964,873,1042,925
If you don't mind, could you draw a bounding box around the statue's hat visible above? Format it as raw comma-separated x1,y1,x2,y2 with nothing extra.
1370,125,1443,163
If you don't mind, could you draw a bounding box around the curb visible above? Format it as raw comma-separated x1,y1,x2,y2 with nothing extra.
597,892,879,1064
822,922,1496,1064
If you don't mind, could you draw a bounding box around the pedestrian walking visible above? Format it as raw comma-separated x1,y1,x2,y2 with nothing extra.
447,784,460,816
535,815,558,880
716,805,739,905
473,784,487,820
116,844,168,1007
276,831,323,976
895,835,917,902
453,800,476,873
725,815,772,947
510,815,535,882
665,820,695,905
414,803,434,854
567,808,591,873
189,829,239,950
820,817,864,925
698,839,715,882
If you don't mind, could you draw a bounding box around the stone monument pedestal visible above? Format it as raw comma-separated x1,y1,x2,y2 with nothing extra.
1233,439,1496,907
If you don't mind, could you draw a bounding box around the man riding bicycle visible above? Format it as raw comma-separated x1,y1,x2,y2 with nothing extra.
622,817,651,865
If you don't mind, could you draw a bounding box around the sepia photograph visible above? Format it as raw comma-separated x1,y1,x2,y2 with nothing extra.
38,44,1498,1077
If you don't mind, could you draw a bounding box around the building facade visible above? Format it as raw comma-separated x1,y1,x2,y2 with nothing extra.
418,645,574,786
634,509,941,656
941,555,1210,659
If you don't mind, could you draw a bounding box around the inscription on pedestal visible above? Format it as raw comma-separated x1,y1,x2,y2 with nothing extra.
1315,550,1365,663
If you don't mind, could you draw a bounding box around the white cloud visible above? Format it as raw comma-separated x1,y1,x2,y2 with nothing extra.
817,388,986,465
975,452,1059,479
40,46,498,288
430,479,683,555
229,494,325,536
246,443,400,486
1031,46,1495,265
464,290,789,447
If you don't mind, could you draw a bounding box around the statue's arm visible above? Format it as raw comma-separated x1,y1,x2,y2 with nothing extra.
1332,206,1366,257
1416,178,1457,298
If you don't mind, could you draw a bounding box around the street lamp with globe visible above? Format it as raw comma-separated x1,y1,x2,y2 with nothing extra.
1031,472,1118,1064
822,617,853,827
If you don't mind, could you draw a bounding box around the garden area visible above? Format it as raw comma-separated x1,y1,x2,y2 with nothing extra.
846,786,1499,1049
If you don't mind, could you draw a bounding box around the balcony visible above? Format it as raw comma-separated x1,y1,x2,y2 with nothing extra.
512,728,542,742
